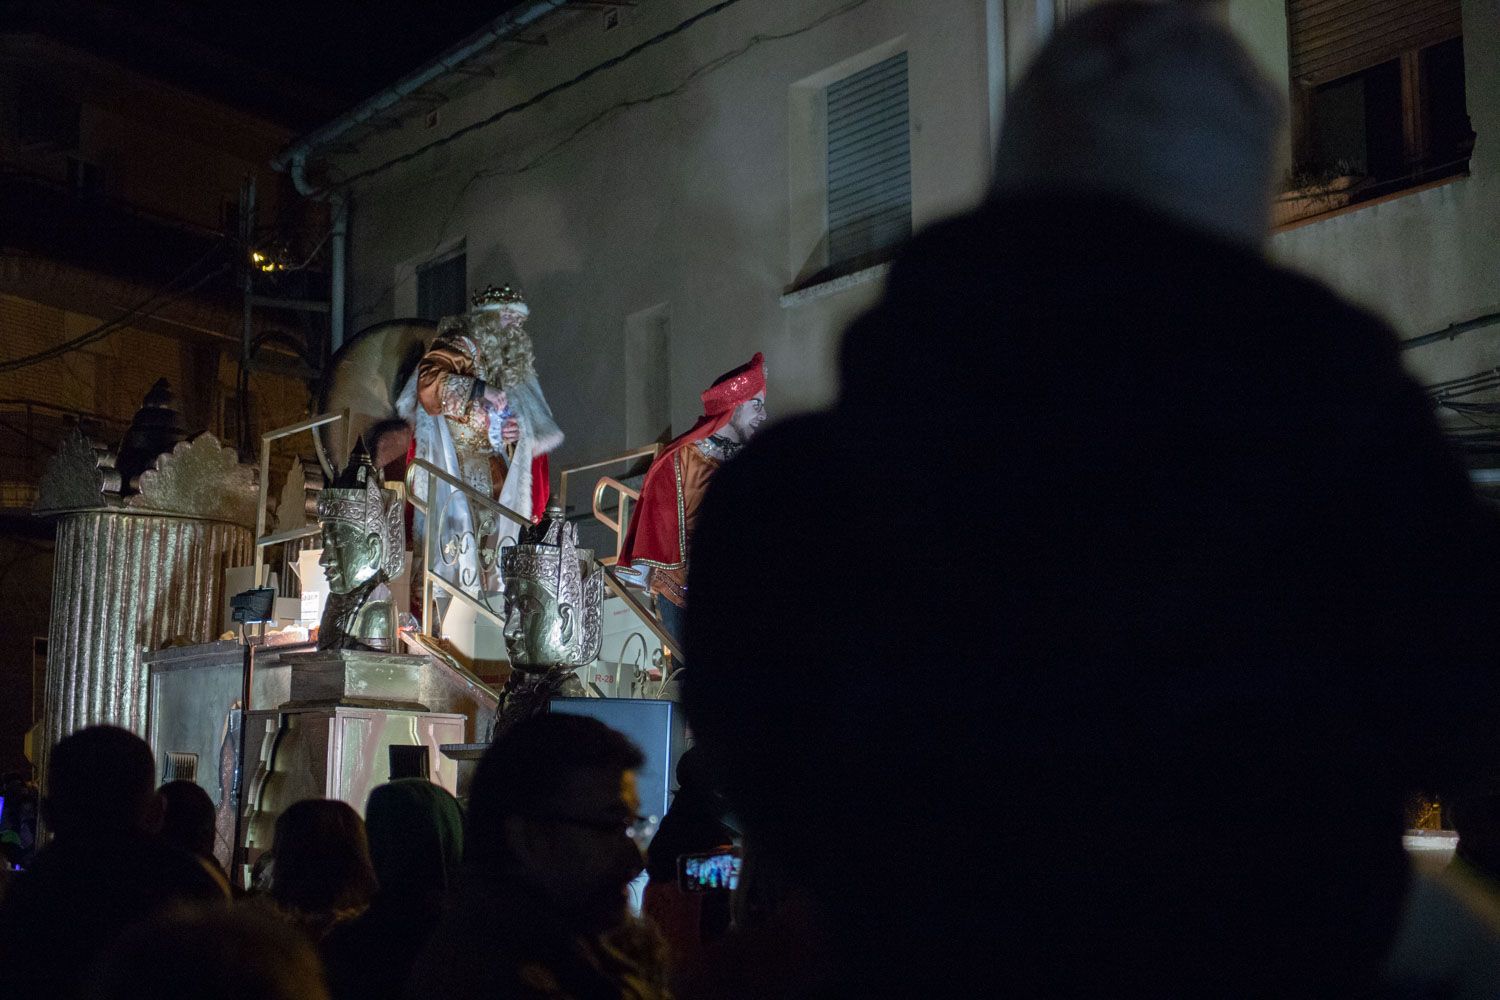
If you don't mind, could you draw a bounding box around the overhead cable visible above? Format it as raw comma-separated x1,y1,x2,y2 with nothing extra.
329,0,749,190
0,242,229,374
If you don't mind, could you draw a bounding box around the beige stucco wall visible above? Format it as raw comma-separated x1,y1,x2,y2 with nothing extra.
339,0,1002,473
337,0,1499,474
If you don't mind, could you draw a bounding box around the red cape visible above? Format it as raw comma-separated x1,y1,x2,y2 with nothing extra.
618,352,764,569
616,410,732,570
531,452,550,520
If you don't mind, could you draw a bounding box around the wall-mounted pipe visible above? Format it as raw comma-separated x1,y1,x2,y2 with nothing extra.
272,0,563,199
1401,310,1500,351
272,2,563,361
329,192,348,352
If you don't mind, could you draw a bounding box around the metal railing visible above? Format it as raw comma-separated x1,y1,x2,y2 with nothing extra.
591,476,640,566
405,456,682,663
252,410,349,587
560,442,661,565
558,443,660,517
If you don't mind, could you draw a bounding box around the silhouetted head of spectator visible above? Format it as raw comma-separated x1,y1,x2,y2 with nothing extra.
675,745,715,797
466,713,646,935
44,725,161,840
657,746,728,840
644,745,734,886
2,775,33,806
992,0,1283,246
268,799,376,918
364,778,463,904
89,907,329,1000
159,780,217,861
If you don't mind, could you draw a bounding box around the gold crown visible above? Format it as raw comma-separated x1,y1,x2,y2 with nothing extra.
471,283,527,312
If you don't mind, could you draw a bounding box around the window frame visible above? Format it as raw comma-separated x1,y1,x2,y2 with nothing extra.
1281,2,1471,226
415,248,468,323
785,38,912,301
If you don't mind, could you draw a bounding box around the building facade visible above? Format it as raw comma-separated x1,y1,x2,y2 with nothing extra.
303,0,1006,466
301,0,1498,478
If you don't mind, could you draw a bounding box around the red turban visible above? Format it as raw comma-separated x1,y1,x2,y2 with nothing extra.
618,353,764,572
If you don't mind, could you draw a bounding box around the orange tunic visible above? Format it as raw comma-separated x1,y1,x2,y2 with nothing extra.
649,443,720,609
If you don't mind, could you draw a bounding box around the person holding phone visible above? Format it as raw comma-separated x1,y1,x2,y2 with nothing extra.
642,748,736,971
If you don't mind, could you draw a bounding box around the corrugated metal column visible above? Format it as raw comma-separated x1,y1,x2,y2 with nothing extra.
39,512,252,777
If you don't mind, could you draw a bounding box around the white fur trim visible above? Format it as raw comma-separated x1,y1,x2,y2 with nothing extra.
506,375,564,457
395,371,420,424
475,302,530,317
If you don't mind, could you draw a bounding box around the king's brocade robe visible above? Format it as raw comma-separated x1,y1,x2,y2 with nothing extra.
417,330,510,500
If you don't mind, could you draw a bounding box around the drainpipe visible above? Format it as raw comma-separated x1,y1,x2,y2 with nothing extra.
986,0,1009,167
329,191,348,353
272,0,560,353
281,151,348,359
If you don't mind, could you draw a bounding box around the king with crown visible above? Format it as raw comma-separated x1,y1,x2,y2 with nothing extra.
618,352,766,654
400,283,564,594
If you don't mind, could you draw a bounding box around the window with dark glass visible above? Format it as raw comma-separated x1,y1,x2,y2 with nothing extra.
416,252,466,321
1287,0,1472,207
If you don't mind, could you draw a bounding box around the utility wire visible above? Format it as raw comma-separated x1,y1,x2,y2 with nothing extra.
348,0,870,326
330,0,747,191
505,0,873,177
0,242,229,374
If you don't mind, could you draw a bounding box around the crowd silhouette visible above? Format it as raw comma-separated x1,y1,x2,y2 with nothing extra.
4,3,1500,997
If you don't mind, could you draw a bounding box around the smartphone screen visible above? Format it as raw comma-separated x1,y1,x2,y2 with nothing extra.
677,848,741,893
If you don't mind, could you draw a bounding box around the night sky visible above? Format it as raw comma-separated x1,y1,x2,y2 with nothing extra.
12,0,537,129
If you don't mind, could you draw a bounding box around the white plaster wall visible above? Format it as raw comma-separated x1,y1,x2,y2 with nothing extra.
337,0,998,475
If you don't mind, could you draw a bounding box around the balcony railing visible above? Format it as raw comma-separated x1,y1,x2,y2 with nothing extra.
405,456,682,663
557,443,661,564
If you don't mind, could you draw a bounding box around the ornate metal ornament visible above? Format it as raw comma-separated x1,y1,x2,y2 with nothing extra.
35,427,256,528
499,499,603,671
32,383,258,789
315,445,406,651
34,427,121,513
128,434,259,526
35,381,257,525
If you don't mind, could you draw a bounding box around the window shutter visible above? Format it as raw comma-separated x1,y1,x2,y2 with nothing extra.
1288,0,1462,86
826,51,911,270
